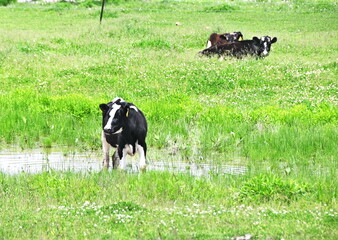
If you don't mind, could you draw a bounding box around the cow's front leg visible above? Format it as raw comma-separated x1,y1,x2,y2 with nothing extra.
101,131,110,168
103,151,110,168
112,151,120,169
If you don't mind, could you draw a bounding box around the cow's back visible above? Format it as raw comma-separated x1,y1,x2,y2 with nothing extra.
128,108,147,139
223,40,258,56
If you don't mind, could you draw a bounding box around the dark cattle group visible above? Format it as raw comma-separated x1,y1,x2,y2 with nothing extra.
206,31,243,48
201,31,277,59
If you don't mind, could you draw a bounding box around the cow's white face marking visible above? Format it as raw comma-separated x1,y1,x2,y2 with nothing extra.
104,104,121,131
103,98,138,133
260,36,270,57
262,42,268,56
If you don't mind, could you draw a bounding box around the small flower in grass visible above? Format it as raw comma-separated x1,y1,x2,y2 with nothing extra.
160,220,166,226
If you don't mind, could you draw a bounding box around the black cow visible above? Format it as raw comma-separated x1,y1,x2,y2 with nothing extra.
201,36,277,59
99,97,148,170
206,31,243,48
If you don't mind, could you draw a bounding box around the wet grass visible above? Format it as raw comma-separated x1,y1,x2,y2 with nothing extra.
0,0,337,238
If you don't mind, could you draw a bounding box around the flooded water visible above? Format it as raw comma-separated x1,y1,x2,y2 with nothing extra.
0,147,247,176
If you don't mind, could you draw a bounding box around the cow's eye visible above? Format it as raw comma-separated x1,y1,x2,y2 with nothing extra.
116,111,122,117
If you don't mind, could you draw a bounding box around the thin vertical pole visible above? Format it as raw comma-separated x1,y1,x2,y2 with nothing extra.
100,0,105,24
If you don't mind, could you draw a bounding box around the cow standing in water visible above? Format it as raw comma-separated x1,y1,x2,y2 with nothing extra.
99,98,147,170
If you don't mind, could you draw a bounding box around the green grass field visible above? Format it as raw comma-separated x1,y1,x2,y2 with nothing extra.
0,0,337,239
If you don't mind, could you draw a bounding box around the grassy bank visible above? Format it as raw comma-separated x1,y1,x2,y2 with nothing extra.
0,171,337,239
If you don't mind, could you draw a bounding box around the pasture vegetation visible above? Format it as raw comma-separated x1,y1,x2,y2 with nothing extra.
0,0,337,239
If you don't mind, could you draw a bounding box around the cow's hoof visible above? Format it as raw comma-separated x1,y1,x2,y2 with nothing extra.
140,165,147,172
117,164,126,171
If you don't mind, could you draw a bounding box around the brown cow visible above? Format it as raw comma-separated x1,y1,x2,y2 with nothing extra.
206,31,243,48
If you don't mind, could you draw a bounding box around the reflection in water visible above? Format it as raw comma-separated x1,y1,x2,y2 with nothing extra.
0,148,102,174
0,147,247,176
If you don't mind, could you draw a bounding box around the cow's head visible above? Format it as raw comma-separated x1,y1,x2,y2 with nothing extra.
253,36,277,57
232,31,243,41
100,97,131,135
220,31,243,42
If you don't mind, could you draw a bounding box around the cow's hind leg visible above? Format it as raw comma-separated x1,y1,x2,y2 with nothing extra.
119,145,128,170
137,141,147,171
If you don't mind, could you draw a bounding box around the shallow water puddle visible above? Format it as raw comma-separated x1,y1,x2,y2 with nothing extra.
0,147,247,176
138,161,247,177
0,148,102,174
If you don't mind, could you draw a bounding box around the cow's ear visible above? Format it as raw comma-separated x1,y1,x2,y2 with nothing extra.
99,104,109,112
120,102,131,117
253,37,259,42
120,101,129,109
271,37,277,43
238,33,243,41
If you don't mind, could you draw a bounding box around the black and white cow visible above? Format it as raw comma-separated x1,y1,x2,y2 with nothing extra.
206,31,243,48
201,36,277,59
99,97,148,170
